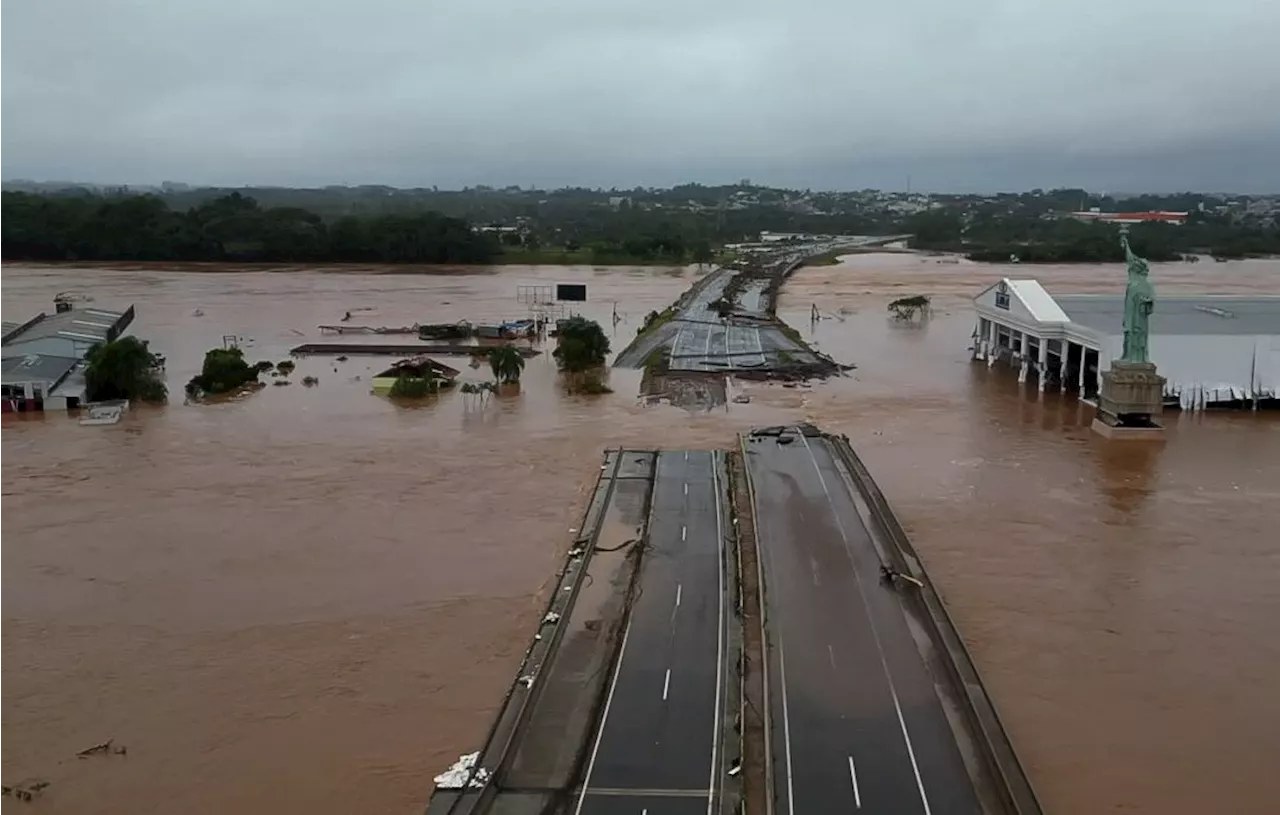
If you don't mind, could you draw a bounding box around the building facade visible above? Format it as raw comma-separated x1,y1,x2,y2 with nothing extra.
972,279,1280,409
1,302,135,412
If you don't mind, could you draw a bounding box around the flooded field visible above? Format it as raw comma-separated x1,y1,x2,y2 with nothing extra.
3,256,1279,814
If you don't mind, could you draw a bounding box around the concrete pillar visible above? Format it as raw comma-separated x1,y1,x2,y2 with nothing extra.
1017,332,1029,382
987,320,998,367
973,318,984,360
1077,347,1087,392
1037,336,1049,391
1059,340,1070,391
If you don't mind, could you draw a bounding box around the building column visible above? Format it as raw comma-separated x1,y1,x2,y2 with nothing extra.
1037,336,1049,391
1077,347,1087,392
1059,341,1070,391
987,320,998,367
1017,332,1029,383
973,318,985,360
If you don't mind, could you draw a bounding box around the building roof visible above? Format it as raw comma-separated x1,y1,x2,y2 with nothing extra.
1005,279,1070,323
374,356,461,379
1,353,80,386
1070,211,1188,223
48,365,88,399
2,306,134,349
1054,294,1280,336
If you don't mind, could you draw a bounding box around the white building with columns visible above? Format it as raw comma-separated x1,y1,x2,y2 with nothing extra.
972,278,1280,410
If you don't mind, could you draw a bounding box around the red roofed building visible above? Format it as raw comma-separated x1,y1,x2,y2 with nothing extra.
1069,209,1189,225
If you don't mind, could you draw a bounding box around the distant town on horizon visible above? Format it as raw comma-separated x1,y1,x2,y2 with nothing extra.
4,179,1279,198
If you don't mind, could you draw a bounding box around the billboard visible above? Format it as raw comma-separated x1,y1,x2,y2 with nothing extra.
556,283,587,302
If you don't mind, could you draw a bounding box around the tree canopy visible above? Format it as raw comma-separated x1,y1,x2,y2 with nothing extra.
186,347,266,397
2,192,498,263
553,317,611,373
84,337,167,403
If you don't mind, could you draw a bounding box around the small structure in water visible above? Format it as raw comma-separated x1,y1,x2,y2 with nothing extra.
371,357,460,396
79,401,127,426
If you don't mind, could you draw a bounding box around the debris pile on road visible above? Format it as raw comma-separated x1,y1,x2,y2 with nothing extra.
614,239,878,391
432,751,489,790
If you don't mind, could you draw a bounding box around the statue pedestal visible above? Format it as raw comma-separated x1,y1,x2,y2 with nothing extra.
1091,360,1167,440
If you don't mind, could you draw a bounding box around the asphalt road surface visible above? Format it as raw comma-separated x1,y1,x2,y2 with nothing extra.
746,430,982,815
575,451,729,815
670,323,768,371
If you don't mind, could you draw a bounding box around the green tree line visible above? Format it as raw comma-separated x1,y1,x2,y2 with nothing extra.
907,209,1280,262
1,192,499,263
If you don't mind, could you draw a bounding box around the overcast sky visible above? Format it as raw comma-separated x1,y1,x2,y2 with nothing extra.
4,0,1279,192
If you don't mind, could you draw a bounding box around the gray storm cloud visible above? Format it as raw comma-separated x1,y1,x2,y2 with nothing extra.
3,0,1279,190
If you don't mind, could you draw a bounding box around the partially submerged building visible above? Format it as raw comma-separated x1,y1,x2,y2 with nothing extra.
2,301,135,412
371,357,460,395
972,278,1280,409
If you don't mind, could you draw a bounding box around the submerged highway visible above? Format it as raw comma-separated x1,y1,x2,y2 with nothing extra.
744,427,983,815
428,435,1037,815
574,451,731,815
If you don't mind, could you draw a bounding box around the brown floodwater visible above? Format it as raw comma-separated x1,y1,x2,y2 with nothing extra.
3,257,1279,814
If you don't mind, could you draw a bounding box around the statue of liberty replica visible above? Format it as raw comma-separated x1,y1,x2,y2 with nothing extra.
1092,226,1167,438
1120,228,1155,362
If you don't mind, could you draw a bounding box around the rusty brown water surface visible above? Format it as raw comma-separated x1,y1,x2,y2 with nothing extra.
3,257,1279,814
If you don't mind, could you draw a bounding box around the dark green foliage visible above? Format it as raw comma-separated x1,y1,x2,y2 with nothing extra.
8,186,1277,267
276,359,296,375
905,210,964,250
950,211,1280,263
84,337,167,403
888,295,930,309
1,192,498,263
889,295,931,320
552,317,611,373
578,373,614,394
185,347,264,397
487,345,525,384
389,376,439,397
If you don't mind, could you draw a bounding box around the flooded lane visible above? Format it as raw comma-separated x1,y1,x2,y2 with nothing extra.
780,256,1280,815
3,257,1280,813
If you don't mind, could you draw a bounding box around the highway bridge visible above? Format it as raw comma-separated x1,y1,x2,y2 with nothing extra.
745,428,979,814
614,236,910,377
574,451,732,815
426,429,1039,815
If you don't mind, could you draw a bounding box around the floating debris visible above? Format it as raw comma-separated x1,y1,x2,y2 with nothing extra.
542,612,561,625
80,403,125,426
77,738,126,758
433,752,488,790
3,779,50,801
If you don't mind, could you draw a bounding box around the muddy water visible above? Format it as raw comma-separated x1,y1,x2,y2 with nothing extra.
3,257,1279,814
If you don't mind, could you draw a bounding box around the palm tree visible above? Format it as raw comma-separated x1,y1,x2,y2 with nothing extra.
460,381,497,409
487,345,526,384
